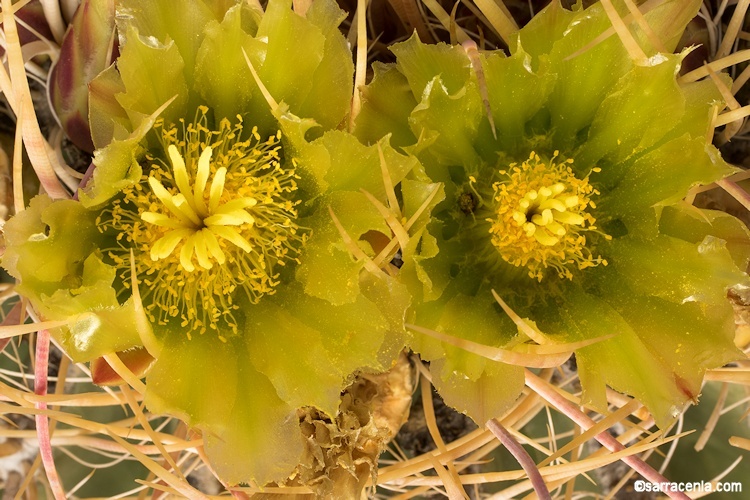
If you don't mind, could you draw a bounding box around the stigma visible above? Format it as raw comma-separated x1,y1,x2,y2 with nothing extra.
143,144,260,272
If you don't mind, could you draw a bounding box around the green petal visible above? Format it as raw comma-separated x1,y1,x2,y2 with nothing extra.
246,297,348,416
191,0,351,133
411,293,515,382
613,294,740,413
193,3,269,124
642,0,703,53
401,178,445,233
576,54,685,168
544,3,633,144
581,57,726,174
78,128,145,208
88,64,131,150
317,132,418,198
663,74,728,144
480,45,556,154
41,254,143,361
114,24,188,128
355,62,418,148
408,75,484,166
598,135,733,225
205,0,258,26
430,357,524,425
83,74,187,208
296,191,389,305
285,127,419,201
602,234,748,308
296,0,353,130
145,328,302,485
295,278,399,371
659,202,750,269
390,34,472,99
554,287,693,426
401,222,451,301
565,284,740,427
2,196,98,294
146,326,237,437
203,360,302,486
1,196,142,361
246,280,402,416
411,292,524,424
513,0,576,64
398,176,448,304
544,0,700,146
277,110,329,195
256,0,324,113
358,273,413,366
116,0,217,89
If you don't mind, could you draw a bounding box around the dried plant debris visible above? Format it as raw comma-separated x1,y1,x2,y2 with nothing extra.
262,353,413,498
0,416,37,498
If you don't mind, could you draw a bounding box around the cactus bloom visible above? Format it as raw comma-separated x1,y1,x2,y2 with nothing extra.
3,0,421,486
356,0,750,426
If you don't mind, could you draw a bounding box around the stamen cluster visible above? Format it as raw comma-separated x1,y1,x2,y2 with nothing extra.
99,108,304,338
489,151,609,281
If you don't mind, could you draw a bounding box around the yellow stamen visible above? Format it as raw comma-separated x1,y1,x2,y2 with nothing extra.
98,108,305,336
488,151,607,281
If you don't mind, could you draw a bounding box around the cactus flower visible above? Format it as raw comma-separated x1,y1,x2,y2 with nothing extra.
356,0,750,426
3,0,421,486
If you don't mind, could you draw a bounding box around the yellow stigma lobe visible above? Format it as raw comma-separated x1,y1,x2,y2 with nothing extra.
143,144,258,273
488,151,608,281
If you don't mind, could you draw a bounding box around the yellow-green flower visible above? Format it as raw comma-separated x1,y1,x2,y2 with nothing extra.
2,0,420,486
356,0,750,425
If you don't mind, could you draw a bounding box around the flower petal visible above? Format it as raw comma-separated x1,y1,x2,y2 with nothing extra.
115,24,188,126
554,285,740,427
145,327,302,485
297,0,354,130
296,191,389,305
548,286,694,426
408,75,484,166
430,357,524,425
390,33,472,99
598,135,733,224
601,234,748,308
256,0,325,113
545,0,701,146
354,62,418,148
193,3,267,123
480,45,555,153
246,297,349,416
116,0,217,84
576,54,686,168
659,202,750,269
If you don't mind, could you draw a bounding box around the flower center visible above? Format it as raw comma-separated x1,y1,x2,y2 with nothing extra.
101,109,304,338
143,144,261,273
488,151,608,281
